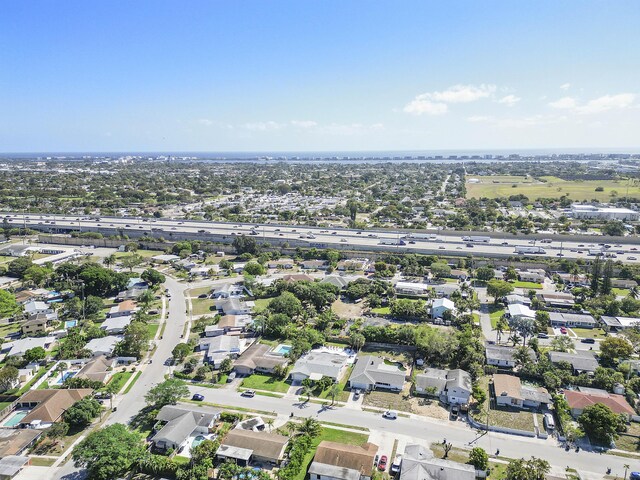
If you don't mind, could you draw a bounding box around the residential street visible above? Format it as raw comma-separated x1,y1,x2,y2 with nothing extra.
186,385,634,480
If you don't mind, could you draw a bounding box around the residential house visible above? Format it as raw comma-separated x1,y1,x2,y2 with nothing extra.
321,276,350,290
282,274,314,283
504,294,531,306
548,351,599,375
0,430,42,457
549,312,596,329
290,351,349,383
1,336,55,358
506,303,536,321
212,284,246,299
232,263,246,274
399,444,475,480
556,272,588,287
517,269,546,283
536,292,575,308
0,456,30,479
151,254,180,264
216,298,252,316
492,374,551,410
233,343,288,376
414,368,472,405
99,315,133,335
600,316,640,332
21,316,50,336
395,282,431,296
23,301,52,318
15,389,93,428
217,429,289,466
152,404,220,451
267,259,295,269
449,269,469,281
75,355,116,384
430,283,459,298
336,259,369,272
348,355,405,392
115,287,147,302
308,441,378,480
199,335,242,367
85,335,122,357
612,279,638,289
485,345,536,369
300,260,329,270
431,298,455,319
204,314,252,337
564,387,635,420
108,300,138,318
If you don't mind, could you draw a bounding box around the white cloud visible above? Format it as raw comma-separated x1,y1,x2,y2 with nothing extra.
576,93,636,114
198,118,213,126
403,95,448,115
466,114,566,128
560,83,571,91
404,83,496,115
290,120,318,128
318,123,384,135
242,121,283,131
549,96,578,109
467,115,492,123
548,93,636,114
498,94,521,107
430,84,496,103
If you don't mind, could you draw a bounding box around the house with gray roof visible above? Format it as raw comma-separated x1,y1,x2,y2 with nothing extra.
215,298,252,315
233,343,288,376
320,276,350,290
549,312,596,329
152,404,220,452
485,345,536,369
548,351,599,374
99,315,133,335
289,351,349,383
1,336,55,358
414,368,472,405
199,335,242,367
399,444,475,480
85,335,122,357
348,355,405,392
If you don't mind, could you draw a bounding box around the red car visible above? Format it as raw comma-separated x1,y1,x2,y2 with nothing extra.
378,455,388,471
560,327,567,334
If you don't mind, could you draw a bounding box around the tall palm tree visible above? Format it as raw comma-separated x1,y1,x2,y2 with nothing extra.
630,286,639,300
302,385,313,404
103,253,116,270
495,317,508,344
329,383,342,406
297,418,321,437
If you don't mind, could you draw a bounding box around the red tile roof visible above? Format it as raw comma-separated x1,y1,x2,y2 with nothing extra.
564,390,635,416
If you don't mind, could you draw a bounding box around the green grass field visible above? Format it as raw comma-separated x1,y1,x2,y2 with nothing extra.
489,306,505,329
191,298,217,316
371,306,390,315
240,373,290,393
466,175,640,201
106,372,133,393
252,298,272,313
510,281,543,290
147,323,160,338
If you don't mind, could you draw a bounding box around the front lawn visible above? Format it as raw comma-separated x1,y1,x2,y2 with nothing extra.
147,323,160,338
240,374,290,393
571,327,606,338
612,288,630,297
317,366,353,402
189,286,213,297
107,371,133,393
293,427,369,480
510,281,543,290
371,306,390,315
191,298,217,316
362,390,412,413
489,306,505,329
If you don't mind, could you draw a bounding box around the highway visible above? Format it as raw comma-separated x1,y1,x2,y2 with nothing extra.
4,212,640,264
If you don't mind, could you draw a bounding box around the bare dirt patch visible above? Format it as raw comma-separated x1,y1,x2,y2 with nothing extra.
332,299,364,319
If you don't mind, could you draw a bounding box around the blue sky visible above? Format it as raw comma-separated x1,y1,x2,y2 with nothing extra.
1,1,639,152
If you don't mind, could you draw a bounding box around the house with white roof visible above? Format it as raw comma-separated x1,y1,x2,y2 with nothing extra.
414,368,472,405
1,336,55,358
290,351,349,383
24,301,53,318
99,315,133,335
507,303,536,321
85,335,122,357
431,298,455,319
199,335,243,367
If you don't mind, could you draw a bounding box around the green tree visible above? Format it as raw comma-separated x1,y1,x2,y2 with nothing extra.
73,424,144,480
487,279,514,304
121,254,143,272
115,321,151,358
430,262,452,279
232,235,259,255
505,457,550,480
144,379,189,407
601,260,614,295
475,266,495,282
172,343,192,363
219,357,233,374
578,403,625,445
24,346,46,364
468,447,489,470
0,290,20,318
64,397,102,428
549,335,574,352
348,332,365,351
244,261,266,276
103,254,116,270
141,268,166,287
268,292,303,318
504,266,518,281
297,417,322,437
600,336,633,364
0,366,19,391
328,383,342,406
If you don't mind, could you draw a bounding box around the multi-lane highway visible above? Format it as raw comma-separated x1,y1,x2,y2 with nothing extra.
4,212,639,263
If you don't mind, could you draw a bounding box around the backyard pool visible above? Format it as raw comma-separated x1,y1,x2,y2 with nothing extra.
55,371,76,385
272,344,292,356
64,320,77,329
3,410,29,428
191,435,206,448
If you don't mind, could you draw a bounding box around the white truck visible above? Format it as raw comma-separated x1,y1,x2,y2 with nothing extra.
379,239,406,246
462,235,491,243
514,246,546,254
405,233,437,240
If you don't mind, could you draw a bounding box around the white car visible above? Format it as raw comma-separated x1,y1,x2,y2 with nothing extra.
382,410,397,419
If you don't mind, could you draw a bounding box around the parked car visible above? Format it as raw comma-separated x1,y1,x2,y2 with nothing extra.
537,332,549,339
390,455,402,474
560,327,567,334
378,455,388,471
353,389,361,400
629,472,640,480
450,405,459,420
382,410,397,420
192,393,205,401
241,390,256,398
227,372,236,382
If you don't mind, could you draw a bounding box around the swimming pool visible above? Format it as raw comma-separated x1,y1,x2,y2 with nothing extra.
273,344,292,356
65,320,77,329
191,435,206,448
3,410,28,428
55,371,76,385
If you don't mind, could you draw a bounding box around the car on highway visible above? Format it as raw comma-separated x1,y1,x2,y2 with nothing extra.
439,246,445,249
377,455,387,471
331,231,337,235
629,256,638,260
465,243,474,248
241,390,256,398
192,393,205,401
501,241,509,246
341,238,347,242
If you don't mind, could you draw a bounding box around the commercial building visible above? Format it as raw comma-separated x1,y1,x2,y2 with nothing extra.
570,204,639,221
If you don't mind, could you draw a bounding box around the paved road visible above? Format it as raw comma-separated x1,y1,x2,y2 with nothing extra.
53,276,188,480
4,212,639,264
187,386,635,480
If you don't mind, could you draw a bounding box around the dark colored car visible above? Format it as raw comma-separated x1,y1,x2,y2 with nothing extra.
581,338,596,344
378,455,388,471
192,393,205,401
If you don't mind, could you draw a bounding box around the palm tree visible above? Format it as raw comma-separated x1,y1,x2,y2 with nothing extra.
297,418,321,437
495,317,508,344
266,416,274,433
630,286,639,300
302,385,313,404
329,383,342,406
103,254,116,270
